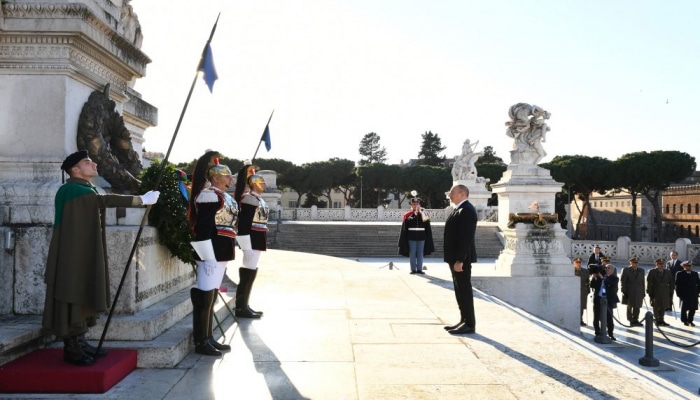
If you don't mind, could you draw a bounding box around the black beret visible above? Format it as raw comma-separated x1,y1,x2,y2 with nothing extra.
61,150,88,171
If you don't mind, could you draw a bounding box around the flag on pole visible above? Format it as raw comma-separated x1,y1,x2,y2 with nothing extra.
261,124,271,151
199,43,218,92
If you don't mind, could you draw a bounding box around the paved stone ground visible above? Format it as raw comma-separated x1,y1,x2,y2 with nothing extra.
2,250,698,399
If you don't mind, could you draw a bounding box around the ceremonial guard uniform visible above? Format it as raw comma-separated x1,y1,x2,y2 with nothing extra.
398,197,434,274
188,151,237,356
43,150,159,365
234,164,270,318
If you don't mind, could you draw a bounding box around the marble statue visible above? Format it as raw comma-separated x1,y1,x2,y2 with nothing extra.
505,103,550,165
451,139,483,181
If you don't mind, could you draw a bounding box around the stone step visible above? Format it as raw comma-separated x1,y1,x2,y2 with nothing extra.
268,223,503,258
0,287,237,368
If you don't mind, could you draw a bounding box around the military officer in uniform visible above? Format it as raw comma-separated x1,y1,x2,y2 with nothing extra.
188,151,238,356
234,164,270,318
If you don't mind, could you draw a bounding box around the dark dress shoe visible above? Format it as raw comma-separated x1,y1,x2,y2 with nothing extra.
683,322,690,326
247,306,263,316
609,335,616,341
690,322,696,327
207,337,231,351
449,324,475,335
235,308,262,319
444,321,463,331
580,321,586,326
417,271,425,275
195,340,222,356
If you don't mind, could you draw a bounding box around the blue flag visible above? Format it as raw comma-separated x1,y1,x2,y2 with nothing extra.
261,125,271,151
199,43,218,92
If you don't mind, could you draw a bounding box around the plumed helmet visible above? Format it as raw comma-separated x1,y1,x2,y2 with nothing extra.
235,164,260,202
206,157,232,180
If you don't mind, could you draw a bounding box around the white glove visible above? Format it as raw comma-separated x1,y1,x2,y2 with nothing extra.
202,259,217,276
140,190,160,205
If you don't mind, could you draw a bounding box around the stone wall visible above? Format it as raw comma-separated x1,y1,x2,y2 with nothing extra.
4,225,194,317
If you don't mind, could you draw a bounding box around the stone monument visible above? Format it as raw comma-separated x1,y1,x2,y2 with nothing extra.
450,139,491,216
0,1,192,324
475,103,579,332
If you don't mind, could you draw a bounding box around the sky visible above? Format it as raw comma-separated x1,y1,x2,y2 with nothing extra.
132,0,700,167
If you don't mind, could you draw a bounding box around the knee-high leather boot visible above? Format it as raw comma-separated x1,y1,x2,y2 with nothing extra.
235,268,262,318
191,288,221,356
245,268,263,316
206,289,231,351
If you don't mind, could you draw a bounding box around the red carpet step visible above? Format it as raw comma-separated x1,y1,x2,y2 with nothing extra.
0,348,137,394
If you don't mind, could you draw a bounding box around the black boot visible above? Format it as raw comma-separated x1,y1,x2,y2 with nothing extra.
206,289,231,351
245,269,263,316
78,334,108,358
63,335,95,366
191,288,222,356
235,268,262,319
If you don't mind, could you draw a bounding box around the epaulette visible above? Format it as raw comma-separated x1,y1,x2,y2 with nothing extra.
196,189,219,203
241,193,260,206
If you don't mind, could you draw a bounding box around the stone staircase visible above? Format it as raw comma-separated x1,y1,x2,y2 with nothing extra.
0,285,237,369
267,222,503,259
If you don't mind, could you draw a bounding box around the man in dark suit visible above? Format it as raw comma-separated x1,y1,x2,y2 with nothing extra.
666,251,682,307
588,245,604,266
442,184,478,335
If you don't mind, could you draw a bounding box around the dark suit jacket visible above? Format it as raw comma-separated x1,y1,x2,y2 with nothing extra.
588,253,605,266
443,200,477,264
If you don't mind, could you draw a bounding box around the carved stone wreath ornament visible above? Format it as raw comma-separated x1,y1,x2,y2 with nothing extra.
507,212,559,229
77,84,142,193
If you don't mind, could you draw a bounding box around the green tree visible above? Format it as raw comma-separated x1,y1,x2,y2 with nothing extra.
358,132,387,166
255,158,296,188
283,165,316,206
619,151,695,241
306,158,356,207
416,131,446,166
474,163,507,190
475,145,505,165
402,165,452,208
355,163,395,208
609,154,648,241
541,155,613,239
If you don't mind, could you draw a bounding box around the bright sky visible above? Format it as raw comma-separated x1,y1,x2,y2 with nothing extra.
133,0,700,167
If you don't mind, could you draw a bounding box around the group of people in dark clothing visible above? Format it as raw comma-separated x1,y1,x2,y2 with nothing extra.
575,245,699,342
42,150,270,364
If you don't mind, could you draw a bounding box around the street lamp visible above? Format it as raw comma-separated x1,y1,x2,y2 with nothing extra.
360,175,363,209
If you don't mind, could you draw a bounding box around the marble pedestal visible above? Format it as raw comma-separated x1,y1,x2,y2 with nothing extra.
483,164,578,332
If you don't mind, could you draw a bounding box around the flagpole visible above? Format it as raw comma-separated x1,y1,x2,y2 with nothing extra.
95,13,221,356
251,109,274,163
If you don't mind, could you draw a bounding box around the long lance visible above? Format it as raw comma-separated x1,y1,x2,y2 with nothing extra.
250,109,274,163
96,13,221,356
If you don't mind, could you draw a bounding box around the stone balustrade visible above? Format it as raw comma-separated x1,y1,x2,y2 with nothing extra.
276,205,498,222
